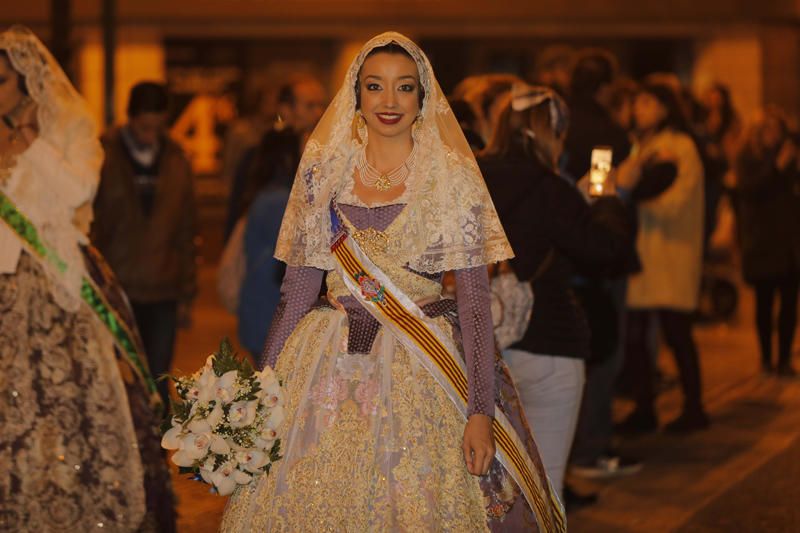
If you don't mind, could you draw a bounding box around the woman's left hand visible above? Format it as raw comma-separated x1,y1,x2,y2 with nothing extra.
463,413,495,476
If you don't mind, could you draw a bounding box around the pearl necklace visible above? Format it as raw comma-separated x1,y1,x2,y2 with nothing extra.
356,143,417,191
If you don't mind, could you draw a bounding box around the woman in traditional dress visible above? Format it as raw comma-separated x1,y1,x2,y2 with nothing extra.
220,32,565,532
0,26,174,532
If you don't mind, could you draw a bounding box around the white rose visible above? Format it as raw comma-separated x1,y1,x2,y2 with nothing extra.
266,405,285,429
186,386,200,402
255,424,279,451
210,434,231,455
181,432,211,460
205,403,224,430
187,417,212,435
261,381,285,408
196,367,218,405
200,467,214,484
228,400,258,428
257,368,278,390
199,456,217,484
209,462,252,496
161,422,183,450
215,370,239,403
236,449,269,474
171,449,195,467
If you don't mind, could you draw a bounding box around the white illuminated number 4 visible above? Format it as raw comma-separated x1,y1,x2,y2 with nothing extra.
171,95,235,175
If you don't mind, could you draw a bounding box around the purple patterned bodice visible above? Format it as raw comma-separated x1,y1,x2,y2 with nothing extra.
258,202,496,417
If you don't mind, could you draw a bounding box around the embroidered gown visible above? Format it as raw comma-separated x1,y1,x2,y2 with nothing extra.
220,194,561,532
0,25,175,532
0,247,176,532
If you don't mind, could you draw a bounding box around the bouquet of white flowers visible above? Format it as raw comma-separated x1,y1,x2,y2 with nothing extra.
161,339,284,496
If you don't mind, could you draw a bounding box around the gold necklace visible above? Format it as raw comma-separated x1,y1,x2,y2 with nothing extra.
356,143,417,191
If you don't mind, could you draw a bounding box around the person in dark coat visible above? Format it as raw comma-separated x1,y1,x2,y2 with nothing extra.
479,84,636,502
93,82,197,408
561,50,640,478
735,106,800,376
563,49,631,181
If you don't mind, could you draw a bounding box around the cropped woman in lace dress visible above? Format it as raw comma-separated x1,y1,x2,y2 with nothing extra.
221,33,565,532
0,26,174,532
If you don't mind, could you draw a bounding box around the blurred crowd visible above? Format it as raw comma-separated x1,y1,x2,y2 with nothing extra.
2,25,799,529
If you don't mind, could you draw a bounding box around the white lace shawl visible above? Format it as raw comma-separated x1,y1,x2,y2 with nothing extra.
0,26,103,311
274,32,513,273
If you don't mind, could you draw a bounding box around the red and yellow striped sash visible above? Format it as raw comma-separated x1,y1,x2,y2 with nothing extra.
331,231,566,533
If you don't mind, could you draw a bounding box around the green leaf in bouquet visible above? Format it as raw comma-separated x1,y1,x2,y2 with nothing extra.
214,455,227,470
211,337,257,378
269,439,282,462
239,357,255,379
212,338,241,377
178,466,197,475
159,416,173,435
170,399,191,423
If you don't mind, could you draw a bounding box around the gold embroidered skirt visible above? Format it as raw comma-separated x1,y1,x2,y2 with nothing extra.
220,308,489,532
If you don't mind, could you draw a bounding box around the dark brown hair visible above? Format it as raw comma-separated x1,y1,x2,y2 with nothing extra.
637,81,690,134
127,81,168,118
0,50,29,95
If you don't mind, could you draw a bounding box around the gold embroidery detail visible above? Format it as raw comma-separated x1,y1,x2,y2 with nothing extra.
326,210,442,305
352,227,389,258
221,316,488,532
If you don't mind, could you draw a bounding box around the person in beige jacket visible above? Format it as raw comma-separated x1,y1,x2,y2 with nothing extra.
615,81,708,434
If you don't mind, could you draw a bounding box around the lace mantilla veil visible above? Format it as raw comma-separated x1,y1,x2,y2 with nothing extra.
0,25,102,310
274,32,513,273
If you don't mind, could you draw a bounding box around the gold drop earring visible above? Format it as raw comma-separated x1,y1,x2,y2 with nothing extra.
356,111,368,143
412,113,423,138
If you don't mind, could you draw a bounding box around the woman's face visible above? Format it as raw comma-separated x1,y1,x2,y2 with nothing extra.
358,52,421,140
0,54,24,116
633,92,667,132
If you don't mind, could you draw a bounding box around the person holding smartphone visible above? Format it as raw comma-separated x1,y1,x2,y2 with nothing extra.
480,84,636,501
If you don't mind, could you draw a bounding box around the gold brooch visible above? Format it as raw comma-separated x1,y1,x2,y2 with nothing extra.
353,227,389,257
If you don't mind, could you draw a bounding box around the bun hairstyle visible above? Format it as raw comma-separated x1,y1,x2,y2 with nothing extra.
354,42,425,110
0,49,29,95
483,84,569,172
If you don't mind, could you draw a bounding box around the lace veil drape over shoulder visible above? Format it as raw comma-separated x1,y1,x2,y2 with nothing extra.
274,32,513,273
0,25,103,310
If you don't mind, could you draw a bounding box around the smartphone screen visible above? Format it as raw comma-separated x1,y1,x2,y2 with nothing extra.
589,146,613,197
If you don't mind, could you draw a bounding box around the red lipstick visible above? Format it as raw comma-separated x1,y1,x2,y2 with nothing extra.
376,113,402,125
